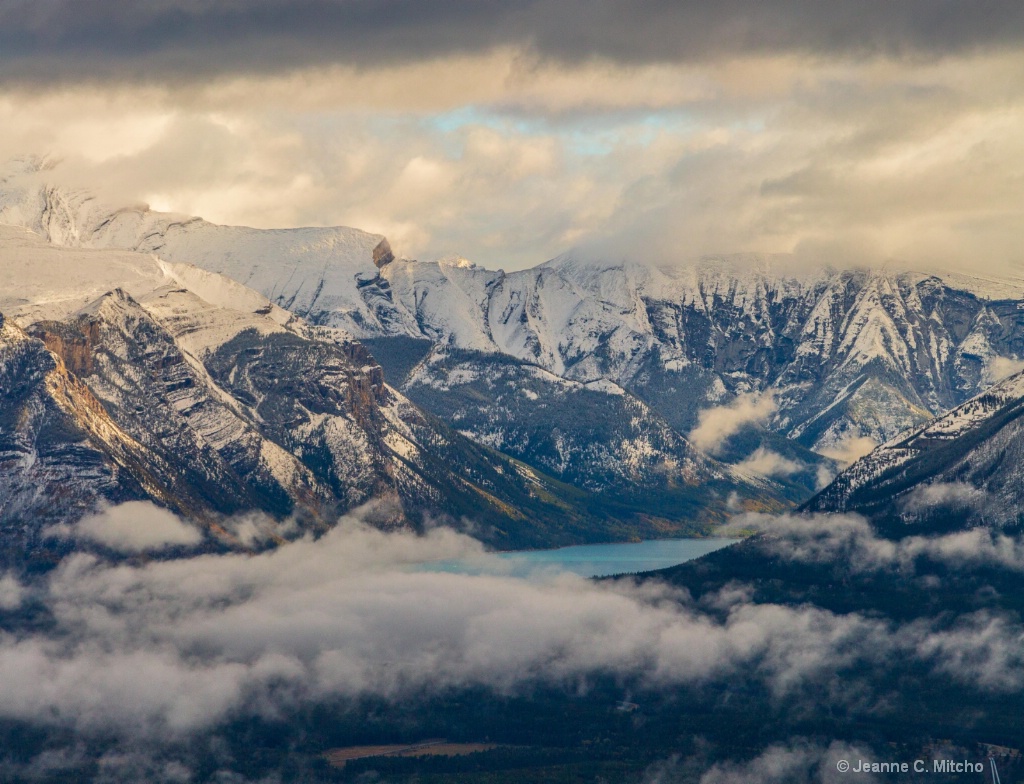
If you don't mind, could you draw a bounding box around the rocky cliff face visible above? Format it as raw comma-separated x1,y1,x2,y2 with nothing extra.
28,289,339,524
806,368,1024,532
0,311,162,563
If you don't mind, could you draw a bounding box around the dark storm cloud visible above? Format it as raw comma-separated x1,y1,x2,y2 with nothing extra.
3,0,1024,85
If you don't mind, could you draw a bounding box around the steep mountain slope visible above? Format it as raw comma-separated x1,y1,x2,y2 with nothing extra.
806,368,1024,531
8,164,1024,490
394,346,814,510
27,289,335,522
0,311,178,564
0,226,778,559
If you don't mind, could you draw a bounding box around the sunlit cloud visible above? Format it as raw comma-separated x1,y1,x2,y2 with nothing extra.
2,7,1024,273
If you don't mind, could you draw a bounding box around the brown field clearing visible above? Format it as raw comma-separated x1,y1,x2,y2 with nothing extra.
325,739,504,767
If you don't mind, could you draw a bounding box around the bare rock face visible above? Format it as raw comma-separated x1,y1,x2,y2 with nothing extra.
372,238,395,269
0,311,155,564
29,318,101,377
7,274,729,561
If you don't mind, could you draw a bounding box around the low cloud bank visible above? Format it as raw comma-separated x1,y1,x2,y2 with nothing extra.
4,502,1024,779
5,515,889,737
726,509,1024,574
44,501,204,553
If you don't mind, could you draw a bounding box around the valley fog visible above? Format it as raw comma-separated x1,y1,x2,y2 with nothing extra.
2,502,1024,780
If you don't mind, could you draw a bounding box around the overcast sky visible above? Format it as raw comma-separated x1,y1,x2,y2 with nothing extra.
2,0,1024,271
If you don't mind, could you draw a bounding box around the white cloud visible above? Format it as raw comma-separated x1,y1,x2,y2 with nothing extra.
45,501,203,553
699,741,879,784
816,436,877,466
217,511,299,548
8,501,1024,751
900,528,1024,573
900,482,986,515
725,510,1024,576
0,574,23,610
0,506,899,739
737,447,803,478
689,393,777,453
814,464,835,490
720,513,900,573
4,501,1024,784
985,355,1024,384
3,50,1024,272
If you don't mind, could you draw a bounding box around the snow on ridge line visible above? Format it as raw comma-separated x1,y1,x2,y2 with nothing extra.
5,165,1024,303
0,226,310,361
832,365,1024,495
0,225,175,324
161,260,292,327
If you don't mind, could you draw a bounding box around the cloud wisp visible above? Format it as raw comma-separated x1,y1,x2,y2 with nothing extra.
689,392,777,453
736,447,803,478
44,501,204,554
697,741,878,784
816,436,878,467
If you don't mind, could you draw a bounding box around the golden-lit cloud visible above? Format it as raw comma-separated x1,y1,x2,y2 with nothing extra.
1,38,1023,272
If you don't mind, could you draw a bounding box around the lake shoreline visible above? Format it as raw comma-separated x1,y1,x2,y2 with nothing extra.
423,537,742,579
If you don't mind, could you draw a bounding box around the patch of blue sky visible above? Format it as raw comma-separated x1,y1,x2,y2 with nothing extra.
426,106,706,158
428,106,512,134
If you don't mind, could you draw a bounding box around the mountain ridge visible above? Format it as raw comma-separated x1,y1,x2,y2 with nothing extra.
10,177,1023,456
0,223,781,563
7,165,1024,530
806,365,1024,531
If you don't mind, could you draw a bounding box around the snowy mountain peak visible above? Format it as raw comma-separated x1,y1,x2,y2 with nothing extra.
435,254,478,270
7,165,1024,458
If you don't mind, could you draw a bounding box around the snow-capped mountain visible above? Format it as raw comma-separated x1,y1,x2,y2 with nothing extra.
8,170,1021,457
807,366,1024,529
0,223,782,564
6,160,1024,524
0,159,393,333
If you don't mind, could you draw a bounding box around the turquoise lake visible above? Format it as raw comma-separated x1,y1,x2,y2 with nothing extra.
424,537,739,578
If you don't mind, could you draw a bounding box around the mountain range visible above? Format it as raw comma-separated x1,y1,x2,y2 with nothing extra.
0,183,779,563
5,159,1024,557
